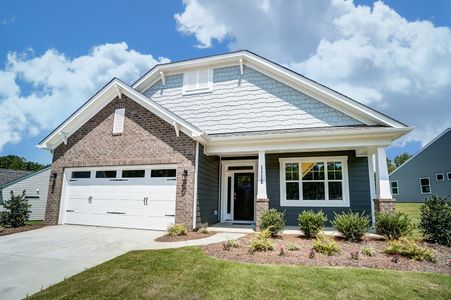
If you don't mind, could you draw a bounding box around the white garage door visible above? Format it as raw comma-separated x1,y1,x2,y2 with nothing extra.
60,165,177,230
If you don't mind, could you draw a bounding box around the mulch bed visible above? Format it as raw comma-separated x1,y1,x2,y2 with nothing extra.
0,224,46,237
156,231,216,242
203,234,451,275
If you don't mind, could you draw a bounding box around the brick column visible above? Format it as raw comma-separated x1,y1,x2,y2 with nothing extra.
373,198,396,214
256,198,269,231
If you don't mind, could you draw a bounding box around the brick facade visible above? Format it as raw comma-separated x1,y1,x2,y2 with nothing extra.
373,198,396,214
45,96,197,230
255,198,269,231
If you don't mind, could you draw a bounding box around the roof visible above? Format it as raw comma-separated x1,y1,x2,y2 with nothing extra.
0,166,51,189
389,127,451,176
0,169,33,187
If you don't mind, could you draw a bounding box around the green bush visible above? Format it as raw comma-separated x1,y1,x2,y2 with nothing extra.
257,228,272,240
287,243,299,251
313,234,340,256
332,211,370,242
223,239,240,251
0,191,31,228
249,238,274,253
419,195,451,246
376,212,412,240
167,224,187,237
384,238,436,262
360,246,377,257
198,226,209,234
298,210,327,238
259,209,285,237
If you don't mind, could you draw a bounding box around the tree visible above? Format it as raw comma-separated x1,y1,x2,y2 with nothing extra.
386,158,396,174
0,191,31,228
0,155,48,171
393,153,411,168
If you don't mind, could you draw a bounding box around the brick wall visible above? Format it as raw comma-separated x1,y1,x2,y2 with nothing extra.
45,96,197,229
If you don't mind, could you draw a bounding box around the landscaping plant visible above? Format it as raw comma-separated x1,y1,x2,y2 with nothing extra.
298,210,327,238
350,251,359,260
259,209,285,237
287,243,299,251
0,190,31,228
249,229,274,253
198,226,209,234
332,211,370,242
223,239,240,251
376,212,412,240
360,246,377,257
419,195,451,246
313,234,340,256
384,238,437,262
308,248,315,259
167,224,187,237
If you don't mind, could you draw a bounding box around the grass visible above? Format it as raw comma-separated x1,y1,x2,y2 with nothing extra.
395,203,422,239
30,247,450,300
25,220,44,225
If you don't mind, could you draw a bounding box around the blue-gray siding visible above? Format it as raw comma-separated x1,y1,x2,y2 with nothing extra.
389,129,451,202
266,151,372,226
196,144,220,226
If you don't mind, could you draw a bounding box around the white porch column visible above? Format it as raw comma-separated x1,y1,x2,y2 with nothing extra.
367,153,376,226
257,151,267,199
374,146,392,199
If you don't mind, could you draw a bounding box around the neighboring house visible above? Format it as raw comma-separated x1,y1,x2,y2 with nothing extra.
389,128,451,202
0,167,51,220
38,51,412,231
0,169,32,203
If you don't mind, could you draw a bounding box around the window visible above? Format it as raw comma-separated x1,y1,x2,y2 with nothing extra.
280,157,349,207
122,170,145,178
436,173,444,181
71,171,91,179
419,177,431,194
151,169,176,177
96,170,117,178
112,108,125,135
182,68,213,94
448,172,451,180
391,181,399,195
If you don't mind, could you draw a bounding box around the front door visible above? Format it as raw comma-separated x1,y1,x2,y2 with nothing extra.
233,173,254,221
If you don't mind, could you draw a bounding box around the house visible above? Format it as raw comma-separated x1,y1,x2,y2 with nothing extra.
37,51,412,231
0,167,51,220
0,168,33,204
389,128,451,202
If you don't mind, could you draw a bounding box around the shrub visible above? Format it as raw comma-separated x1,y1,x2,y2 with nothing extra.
332,211,370,242
260,209,285,237
223,239,240,251
198,226,209,234
419,195,451,246
0,191,31,228
249,238,274,253
350,251,359,260
298,210,327,238
376,212,412,240
167,224,187,237
287,243,299,251
257,228,272,240
313,234,340,256
384,238,436,262
361,246,377,257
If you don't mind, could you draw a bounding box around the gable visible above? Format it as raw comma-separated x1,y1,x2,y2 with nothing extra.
144,65,363,134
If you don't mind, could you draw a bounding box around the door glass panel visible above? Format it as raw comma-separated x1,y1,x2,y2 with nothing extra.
71,171,91,179
227,176,232,214
151,169,176,177
122,170,145,178
95,170,117,178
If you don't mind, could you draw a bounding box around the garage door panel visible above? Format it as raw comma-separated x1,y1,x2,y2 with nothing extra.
62,166,177,230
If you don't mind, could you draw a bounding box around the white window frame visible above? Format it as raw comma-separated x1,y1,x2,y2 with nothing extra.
279,156,350,207
436,173,444,181
182,67,213,95
390,181,399,195
419,177,431,194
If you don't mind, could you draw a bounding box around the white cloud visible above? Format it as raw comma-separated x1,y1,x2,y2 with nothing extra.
0,42,167,150
176,0,451,146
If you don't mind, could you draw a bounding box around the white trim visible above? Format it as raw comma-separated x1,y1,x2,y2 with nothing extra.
182,67,213,95
390,181,399,195
193,142,200,230
435,173,444,181
390,128,451,176
220,160,257,223
374,146,392,199
256,151,267,199
279,156,350,207
367,154,376,226
419,177,431,194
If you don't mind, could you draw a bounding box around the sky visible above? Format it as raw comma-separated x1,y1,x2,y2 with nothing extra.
1,0,450,164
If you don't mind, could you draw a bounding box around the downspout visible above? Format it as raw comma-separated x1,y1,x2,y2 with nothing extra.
192,141,200,230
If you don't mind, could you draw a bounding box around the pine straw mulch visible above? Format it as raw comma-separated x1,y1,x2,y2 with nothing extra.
0,224,46,236
155,231,216,242
203,233,451,275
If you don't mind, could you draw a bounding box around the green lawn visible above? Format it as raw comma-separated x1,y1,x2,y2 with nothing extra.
395,202,423,239
30,247,450,300
25,220,44,225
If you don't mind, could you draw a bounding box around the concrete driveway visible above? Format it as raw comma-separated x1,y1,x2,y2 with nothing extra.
0,225,163,300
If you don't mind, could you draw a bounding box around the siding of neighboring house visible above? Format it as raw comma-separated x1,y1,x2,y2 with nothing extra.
389,129,451,202
144,65,362,134
266,151,371,226
1,167,51,220
196,144,220,227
